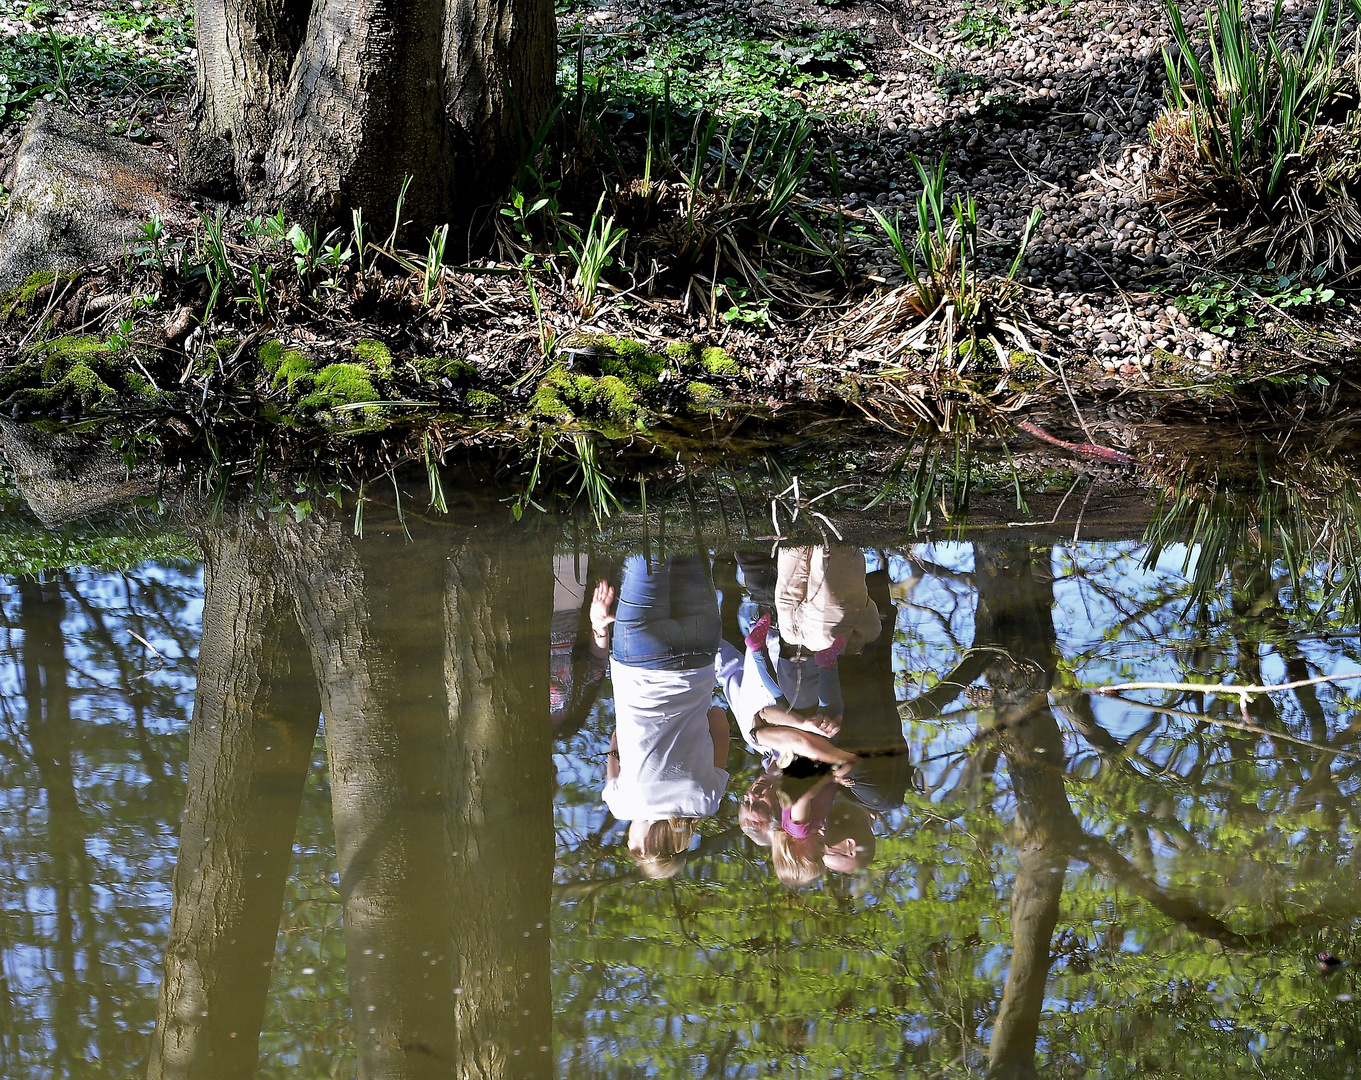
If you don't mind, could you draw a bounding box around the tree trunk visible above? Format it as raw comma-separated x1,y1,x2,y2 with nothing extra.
265,0,458,230
444,532,555,1079
185,0,556,231
19,576,88,1076
180,0,311,195
969,544,1073,1080
148,522,321,1080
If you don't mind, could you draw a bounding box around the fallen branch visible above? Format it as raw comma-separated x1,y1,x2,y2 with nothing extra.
1013,418,1137,466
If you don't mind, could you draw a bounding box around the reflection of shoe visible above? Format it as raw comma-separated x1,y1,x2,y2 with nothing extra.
746,613,771,651
815,636,846,669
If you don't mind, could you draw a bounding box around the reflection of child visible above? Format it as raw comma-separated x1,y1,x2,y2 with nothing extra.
744,770,879,887
771,546,880,722
718,615,859,775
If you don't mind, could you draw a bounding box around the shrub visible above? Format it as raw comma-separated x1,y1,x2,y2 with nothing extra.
1147,0,1361,276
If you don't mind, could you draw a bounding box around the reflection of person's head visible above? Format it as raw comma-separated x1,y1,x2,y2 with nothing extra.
628,817,696,879
739,773,781,847
770,829,824,888
821,802,876,874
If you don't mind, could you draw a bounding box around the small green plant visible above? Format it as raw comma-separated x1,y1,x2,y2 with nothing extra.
423,224,448,305
1176,270,1345,335
568,195,628,316
717,277,773,328
197,209,237,316
1175,280,1255,336
287,223,319,280
500,188,556,246
950,4,1010,47
1150,0,1361,274
866,153,1041,368
133,214,168,279
239,264,273,317
351,208,367,276
934,65,987,98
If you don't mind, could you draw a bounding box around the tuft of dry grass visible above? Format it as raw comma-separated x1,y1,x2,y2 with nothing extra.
1146,0,1361,277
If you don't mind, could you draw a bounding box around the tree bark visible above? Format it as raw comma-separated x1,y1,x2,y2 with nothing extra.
970,544,1073,1080
444,531,555,1079
184,0,555,229
265,0,458,231
275,510,555,1078
148,522,321,1080
180,0,311,195
442,0,557,207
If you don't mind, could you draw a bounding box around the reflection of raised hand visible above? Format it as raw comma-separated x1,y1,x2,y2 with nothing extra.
761,703,841,738
590,580,616,653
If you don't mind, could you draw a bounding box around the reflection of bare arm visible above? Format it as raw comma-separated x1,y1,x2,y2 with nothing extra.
607,730,620,780
708,707,730,769
751,720,859,766
789,774,836,823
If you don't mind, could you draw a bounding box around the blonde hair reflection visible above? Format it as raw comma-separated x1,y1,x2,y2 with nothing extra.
628,817,697,879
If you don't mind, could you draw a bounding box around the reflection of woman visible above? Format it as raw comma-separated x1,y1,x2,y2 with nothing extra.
596,555,730,878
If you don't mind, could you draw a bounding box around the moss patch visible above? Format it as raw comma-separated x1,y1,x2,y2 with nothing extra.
0,333,163,417
664,341,739,376
301,363,378,408
412,356,478,384
464,389,501,413
0,270,58,321
353,338,393,375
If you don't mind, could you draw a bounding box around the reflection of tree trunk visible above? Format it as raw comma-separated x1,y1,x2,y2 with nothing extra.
971,545,1072,1080
276,515,456,1078
149,523,320,1080
277,511,555,1079
19,576,86,1075
445,532,554,1078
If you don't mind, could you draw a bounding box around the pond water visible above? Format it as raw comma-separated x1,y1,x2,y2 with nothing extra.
1,474,1359,1079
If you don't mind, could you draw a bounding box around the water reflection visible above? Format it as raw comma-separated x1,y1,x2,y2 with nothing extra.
1,499,1360,1076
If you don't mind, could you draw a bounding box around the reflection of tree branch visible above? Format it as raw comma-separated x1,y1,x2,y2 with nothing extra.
909,556,975,585
900,648,1011,722
1096,692,1361,761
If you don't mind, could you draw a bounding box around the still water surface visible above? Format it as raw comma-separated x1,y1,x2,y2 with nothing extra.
2,497,1359,1078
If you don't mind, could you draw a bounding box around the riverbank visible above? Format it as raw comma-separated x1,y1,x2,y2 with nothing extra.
0,0,1358,480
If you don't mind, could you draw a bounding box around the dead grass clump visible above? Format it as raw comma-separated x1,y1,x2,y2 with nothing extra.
1146,0,1361,277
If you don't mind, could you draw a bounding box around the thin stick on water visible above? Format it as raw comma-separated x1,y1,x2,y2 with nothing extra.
1088,672,1361,725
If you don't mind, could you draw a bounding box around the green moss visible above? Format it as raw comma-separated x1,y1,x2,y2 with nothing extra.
39,335,106,381
300,363,378,411
353,338,393,374
0,270,57,320
258,340,314,392
700,347,737,376
56,361,117,407
663,341,738,377
528,364,649,429
464,389,502,413
412,356,477,383
202,337,241,375
259,339,286,374
686,381,723,408
274,351,314,393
